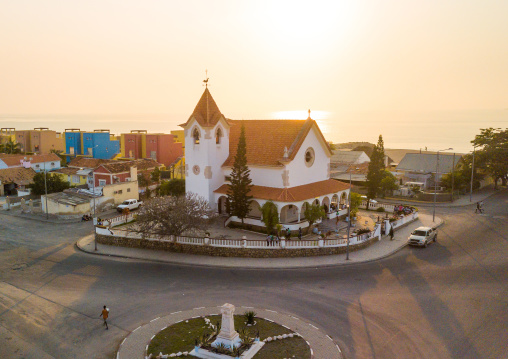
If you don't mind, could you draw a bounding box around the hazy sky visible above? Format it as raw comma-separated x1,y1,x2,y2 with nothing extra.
1,0,507,121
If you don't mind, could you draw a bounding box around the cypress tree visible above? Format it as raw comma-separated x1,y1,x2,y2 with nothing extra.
366,135,386,200
227,123,253,224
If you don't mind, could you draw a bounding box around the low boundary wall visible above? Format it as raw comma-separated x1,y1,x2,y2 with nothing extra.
95,212,418,258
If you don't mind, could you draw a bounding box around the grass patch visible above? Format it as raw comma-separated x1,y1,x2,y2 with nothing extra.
147,314,311,358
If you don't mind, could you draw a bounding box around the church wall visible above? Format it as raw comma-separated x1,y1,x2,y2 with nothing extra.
285,126,330,187
222,166,285,188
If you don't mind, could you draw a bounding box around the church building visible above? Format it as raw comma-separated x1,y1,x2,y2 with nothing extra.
180,87,350,230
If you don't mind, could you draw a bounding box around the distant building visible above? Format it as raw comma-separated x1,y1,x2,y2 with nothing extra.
0,128,16,145
52,167,89,186
0,153,62,172
120,130,183,167
64,129,120,162
13,128,65,154
330,150,370,165
396,153,463,189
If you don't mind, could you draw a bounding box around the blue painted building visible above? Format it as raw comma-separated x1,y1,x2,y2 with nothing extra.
64,129,120,162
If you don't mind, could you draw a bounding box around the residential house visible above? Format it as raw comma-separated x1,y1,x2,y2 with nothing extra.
52,167,88,186
396,153,463,189
14,128,65,154
93,158,160,187
64,129,120,162
67,157,117,189
0,153,62,172
0,167,36,196
330,162,370,187
181,88,350,230
120,130,183,167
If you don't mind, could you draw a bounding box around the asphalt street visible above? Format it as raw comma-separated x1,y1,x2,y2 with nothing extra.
0,191,507,359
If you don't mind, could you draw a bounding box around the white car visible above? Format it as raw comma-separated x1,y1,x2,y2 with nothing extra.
116,199,143,212
361,196,378,204
408,226,437,248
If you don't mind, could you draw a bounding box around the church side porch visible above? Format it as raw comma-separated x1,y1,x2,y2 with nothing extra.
214,179,350,230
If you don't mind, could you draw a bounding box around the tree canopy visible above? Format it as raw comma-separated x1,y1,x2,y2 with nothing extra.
260,200,279,235
0,138,22,154
159,178,185,197
380,170,399,197
227,123,253,223
29,172,70,195
471,128,508,188
135,193,216,237
303,202,326,232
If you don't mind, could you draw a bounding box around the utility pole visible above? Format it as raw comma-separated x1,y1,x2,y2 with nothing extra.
44,162,48,219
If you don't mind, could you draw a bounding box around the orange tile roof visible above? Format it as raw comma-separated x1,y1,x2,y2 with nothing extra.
182,88,224,128
53,167,81,176
0,153,61,166
98,159,160,174
214,179,349,202
0,167,37,185
222,119,331,167
67,157,116,169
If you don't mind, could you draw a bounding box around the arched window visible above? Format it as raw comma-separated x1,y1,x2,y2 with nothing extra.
193,128,200,144
216,127,222,144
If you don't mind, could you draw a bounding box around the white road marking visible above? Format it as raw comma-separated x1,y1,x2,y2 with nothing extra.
266,309,277,313
170,311,182,314
150,317,160,322
132,326,141,332
336,344,342,352
309,324,318,330
193,307,205,310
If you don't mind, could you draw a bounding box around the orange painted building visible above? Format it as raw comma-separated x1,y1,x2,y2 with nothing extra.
14,128,65,154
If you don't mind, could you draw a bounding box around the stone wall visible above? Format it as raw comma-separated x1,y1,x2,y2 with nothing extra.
95,234,378,258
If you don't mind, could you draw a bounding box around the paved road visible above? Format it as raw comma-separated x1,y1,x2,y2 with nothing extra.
0,191,507,359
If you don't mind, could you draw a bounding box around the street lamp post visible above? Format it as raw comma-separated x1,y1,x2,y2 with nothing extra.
346,167,358,260
433,148,453,222
44,162,48,220
470,147,476,202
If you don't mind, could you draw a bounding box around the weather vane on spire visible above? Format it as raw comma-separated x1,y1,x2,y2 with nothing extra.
308,109,311,119
203,69,209,88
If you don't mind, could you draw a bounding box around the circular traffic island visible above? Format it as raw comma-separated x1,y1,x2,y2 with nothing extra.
147,313,311,359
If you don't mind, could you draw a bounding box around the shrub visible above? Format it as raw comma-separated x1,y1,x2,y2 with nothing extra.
356,228,370,235
243,311,257,325
376,207,385,212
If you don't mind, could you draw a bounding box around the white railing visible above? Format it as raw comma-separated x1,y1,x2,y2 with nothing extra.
95,214,418,251
104,213,136,227
359,201,395,212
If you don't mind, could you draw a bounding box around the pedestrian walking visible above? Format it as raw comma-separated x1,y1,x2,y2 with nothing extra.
475,202,480,213
298,227,302,240
389,226,394,240
266,234,270,246
100,305,109,330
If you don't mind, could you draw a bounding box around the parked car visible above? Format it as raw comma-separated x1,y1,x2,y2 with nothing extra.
116,199,143,213
361,195,378,204
408,226,437,247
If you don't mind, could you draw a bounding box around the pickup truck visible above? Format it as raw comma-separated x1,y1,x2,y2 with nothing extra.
116,199,143,212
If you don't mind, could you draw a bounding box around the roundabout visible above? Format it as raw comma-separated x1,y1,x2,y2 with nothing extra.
117,306,341,359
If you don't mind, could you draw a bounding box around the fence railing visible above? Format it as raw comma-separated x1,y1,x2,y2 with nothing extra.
97,211,419,251
96,222,389,250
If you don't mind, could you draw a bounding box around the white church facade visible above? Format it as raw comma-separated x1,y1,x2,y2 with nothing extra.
180,88,350,230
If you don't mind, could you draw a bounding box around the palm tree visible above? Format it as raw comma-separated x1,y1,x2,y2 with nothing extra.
0,138,22,154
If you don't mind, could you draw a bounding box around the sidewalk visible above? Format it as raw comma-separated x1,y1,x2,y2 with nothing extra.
0,207,121,224
382,186,506,208
76,213,443,269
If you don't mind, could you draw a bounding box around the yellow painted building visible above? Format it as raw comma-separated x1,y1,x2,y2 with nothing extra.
52,167,88,186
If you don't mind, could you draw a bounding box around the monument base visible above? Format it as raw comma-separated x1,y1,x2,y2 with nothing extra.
190,341,264,359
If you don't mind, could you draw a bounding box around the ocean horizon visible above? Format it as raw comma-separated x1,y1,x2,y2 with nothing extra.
1,109,507,154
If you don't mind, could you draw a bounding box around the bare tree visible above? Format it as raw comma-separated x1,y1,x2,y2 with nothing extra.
135,192,217,237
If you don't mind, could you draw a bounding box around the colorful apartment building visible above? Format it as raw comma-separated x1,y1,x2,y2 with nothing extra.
12,128,65,154
64,129,120,162
120,130,183,167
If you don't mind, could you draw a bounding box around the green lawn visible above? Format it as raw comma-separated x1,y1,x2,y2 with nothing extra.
147,314,311,358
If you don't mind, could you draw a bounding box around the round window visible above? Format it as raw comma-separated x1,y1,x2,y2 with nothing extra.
193,165,200,175
304,147,315,167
